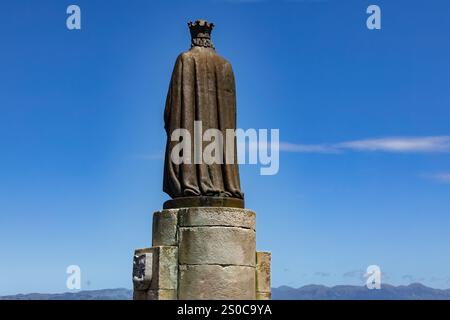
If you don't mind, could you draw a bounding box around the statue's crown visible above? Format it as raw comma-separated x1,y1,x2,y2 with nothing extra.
188,19,215,39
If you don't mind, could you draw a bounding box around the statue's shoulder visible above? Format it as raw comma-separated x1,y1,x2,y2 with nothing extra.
178,48,231,67
175,50,195,65
212,52,231,67
178,50,192,59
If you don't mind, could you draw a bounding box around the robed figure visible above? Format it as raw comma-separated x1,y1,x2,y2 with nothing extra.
163,20,244,200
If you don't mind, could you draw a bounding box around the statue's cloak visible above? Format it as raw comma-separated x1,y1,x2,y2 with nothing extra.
163,46,243,199
163,47,243,199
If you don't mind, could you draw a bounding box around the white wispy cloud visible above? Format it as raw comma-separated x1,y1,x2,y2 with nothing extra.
423,173,450,184
133,136,450,163
314,271,331,277
278,142,340,153
342,270,365,280
280,136,450,154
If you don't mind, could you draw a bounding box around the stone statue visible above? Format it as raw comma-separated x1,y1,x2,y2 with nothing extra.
163,20,244,207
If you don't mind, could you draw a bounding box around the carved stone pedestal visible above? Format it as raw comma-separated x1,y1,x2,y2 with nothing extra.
132,207,271,300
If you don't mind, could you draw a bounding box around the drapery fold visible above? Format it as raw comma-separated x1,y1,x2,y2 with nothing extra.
163,47,243,199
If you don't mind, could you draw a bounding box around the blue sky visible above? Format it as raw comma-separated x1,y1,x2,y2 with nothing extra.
1,0,450,295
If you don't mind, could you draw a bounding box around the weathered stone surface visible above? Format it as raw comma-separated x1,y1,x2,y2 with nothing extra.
178,264,256,300
147,289,177,300
256,292,271,300
256,251,271,293
151,246,178,290
134,289,177,300
152,209,178,246
133,290,148,300
178,226,256,266
133,206,269,300
132,249,153,290
179,207,255,230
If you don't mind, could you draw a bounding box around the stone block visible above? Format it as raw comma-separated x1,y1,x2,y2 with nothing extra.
134,289,177,300
152,209,178,246
147,289,177,300
150,246,178,290
132,248,153,291
178,226,256,266
256,292,271,300
178,264,256,300
179,207,255,230
133,290,148,300
256,251,271,293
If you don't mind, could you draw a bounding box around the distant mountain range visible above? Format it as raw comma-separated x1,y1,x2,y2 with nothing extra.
1,284,450,300
0,288,132,300
272,283,450,300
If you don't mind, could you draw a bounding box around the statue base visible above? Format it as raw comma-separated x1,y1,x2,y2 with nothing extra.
163,196,244,209
132,207,271,300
